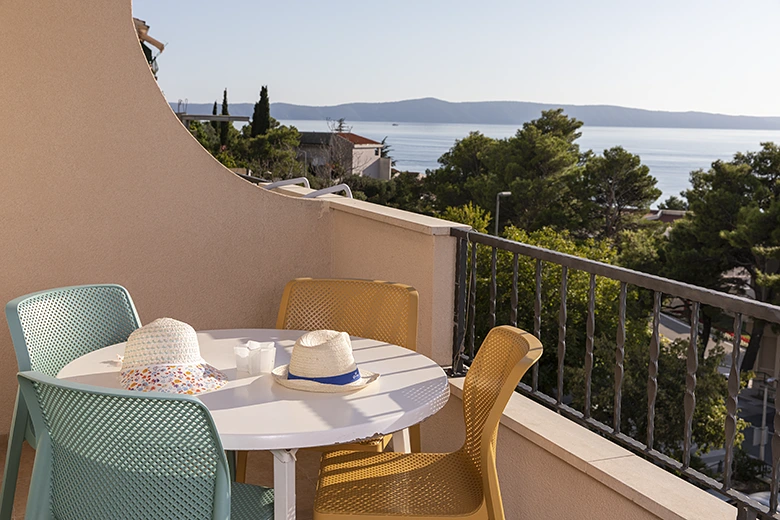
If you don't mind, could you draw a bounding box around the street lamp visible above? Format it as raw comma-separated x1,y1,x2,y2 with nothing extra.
760,377,776,461
495,191,512,236
300,151,308,174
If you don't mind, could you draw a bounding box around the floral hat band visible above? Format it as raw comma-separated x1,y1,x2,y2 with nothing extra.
120,317,227,395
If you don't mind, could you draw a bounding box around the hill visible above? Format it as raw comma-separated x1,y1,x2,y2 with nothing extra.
171,98,780,130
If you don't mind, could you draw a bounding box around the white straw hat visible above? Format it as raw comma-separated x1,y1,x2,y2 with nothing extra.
120,317,227,394
272,330,378,393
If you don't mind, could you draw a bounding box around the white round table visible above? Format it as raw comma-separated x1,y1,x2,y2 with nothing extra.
57,329,450,520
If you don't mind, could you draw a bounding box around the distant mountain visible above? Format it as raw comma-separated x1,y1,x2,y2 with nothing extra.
170,98,780,130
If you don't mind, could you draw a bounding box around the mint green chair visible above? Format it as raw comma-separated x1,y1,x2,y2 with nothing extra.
1,284,142,519
17,371,273,520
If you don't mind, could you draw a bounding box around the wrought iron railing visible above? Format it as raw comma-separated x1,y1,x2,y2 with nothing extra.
450,227,780,520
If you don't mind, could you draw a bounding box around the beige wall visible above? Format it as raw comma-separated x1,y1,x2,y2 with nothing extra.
422,383,737,520
0,0,336,431
329,202,460,364
0,0,466,434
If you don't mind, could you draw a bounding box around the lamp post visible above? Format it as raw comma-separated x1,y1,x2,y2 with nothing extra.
495,191,512,236
301,151,308,174
760,377,776,461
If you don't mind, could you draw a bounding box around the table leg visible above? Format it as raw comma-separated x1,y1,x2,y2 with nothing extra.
271,449,298,520
392,428,412,453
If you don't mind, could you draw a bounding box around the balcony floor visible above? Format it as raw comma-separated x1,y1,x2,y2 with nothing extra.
0,436,321,519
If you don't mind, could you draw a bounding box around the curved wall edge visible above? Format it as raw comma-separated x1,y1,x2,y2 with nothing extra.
0,0,333,429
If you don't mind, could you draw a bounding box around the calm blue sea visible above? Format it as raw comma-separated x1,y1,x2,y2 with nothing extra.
277,120,780,203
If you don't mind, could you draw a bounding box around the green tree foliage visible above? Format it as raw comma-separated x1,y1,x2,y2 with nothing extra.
722,143,780,367
440,203,491,233
380,137,397,167
424,110,662,238
251,86,272,137
424,131,495,210
614,223,666,275
576,146,661,238
211,101,218,132
658,195,688,210
343,172,430,213
485,109,585,232
662,153,772,367
232,125,304,179
571,336,742,459
187,120,219,154
187,91,302,178
425,110,609,235
447,223,740,462
220,88,229,148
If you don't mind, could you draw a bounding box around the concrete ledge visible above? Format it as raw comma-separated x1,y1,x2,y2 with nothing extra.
447,378,736,520
264,183,470,236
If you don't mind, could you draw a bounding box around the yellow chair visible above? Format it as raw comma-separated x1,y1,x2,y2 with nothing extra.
278,277,420,452
312,325,543,520
235,278,420,482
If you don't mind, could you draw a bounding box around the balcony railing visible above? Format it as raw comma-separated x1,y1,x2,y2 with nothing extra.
449,227,780,520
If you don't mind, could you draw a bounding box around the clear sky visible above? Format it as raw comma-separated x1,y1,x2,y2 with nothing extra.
132,0,780,116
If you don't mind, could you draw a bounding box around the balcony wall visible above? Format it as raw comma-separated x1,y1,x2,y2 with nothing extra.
0,0,464,433
422,379,738,520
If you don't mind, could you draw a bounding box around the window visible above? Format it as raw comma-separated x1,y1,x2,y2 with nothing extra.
375,148,379,156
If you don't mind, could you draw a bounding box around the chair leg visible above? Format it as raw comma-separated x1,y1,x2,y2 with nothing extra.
0,390,30,520
392,428,412,453
235,450,248,483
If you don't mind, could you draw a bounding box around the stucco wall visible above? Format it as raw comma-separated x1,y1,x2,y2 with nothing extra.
0,0,467,436
421,382,737,520
0,0,336,432
328,200,460,365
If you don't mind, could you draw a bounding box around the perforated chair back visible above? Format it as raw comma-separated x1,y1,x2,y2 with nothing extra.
461,326,542,520
276,278,419,351
17,372,232,520
6,284,141,375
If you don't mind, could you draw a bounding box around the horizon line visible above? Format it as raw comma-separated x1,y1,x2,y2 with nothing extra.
168,97,780,119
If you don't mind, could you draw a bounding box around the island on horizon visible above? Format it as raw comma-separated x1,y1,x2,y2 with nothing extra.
170,97,780,131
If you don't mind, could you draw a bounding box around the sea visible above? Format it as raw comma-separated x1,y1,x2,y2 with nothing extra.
276,119,780,203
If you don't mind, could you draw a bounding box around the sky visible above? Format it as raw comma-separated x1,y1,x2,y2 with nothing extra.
132,0,780,117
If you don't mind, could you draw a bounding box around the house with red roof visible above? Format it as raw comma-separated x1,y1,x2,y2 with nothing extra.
299,131,391,180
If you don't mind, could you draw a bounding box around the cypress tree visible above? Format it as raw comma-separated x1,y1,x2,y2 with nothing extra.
211,101,218,131
251,86,271,137
219,89,229,147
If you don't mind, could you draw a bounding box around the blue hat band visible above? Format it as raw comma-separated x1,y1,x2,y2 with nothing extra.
287,367,361,385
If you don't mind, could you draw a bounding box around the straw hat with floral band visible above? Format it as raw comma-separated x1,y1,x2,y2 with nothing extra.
120,317,227,394
272,329,379,392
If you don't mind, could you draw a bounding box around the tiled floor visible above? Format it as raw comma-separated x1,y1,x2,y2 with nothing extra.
0,436,321,519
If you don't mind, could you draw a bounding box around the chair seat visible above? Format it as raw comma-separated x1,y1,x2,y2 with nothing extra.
314,450,485,519
314,433,392,453
231,482,274,520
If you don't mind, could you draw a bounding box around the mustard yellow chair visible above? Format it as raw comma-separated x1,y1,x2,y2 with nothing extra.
311,325,542,520
235,278,420,482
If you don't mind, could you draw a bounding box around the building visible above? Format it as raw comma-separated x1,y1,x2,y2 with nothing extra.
644,208,687,224
298,131,392,180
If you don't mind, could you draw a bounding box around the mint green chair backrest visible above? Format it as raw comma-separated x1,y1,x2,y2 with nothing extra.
17,372,231,520
6,284,141,375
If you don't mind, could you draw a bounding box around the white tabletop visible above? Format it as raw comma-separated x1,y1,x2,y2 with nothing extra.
57,329,450,451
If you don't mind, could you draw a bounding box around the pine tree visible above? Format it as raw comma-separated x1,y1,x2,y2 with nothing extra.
219,89,229,147
251,86,271,137
211,101,218,131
